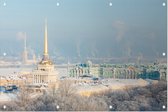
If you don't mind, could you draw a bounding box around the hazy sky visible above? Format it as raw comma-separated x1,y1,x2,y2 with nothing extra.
0,0,167,59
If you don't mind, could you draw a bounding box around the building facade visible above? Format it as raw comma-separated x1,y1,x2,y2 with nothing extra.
32,20,58,85
69,63,167,80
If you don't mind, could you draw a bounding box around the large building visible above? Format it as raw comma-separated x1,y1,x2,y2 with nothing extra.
32,19,58,85
69,61,99,78
69,63,167,80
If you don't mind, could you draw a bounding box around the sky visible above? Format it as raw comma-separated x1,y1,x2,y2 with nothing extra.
0,0,167,60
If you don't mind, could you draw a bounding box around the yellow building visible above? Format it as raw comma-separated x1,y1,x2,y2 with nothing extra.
32,19,58,85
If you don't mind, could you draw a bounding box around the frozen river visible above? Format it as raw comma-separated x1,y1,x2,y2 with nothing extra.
0,67,68,77
0,68,32,75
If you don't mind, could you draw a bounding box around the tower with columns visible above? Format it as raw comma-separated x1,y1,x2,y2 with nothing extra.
32,19,58,84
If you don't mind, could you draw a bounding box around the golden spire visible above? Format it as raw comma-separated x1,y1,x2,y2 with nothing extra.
39,18,53,65
44,18,48,56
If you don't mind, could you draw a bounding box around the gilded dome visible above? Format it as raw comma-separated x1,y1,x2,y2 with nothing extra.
39,59,53,65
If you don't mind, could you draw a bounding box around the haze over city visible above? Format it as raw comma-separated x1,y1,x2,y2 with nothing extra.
0,0,166,60
0,0,167,111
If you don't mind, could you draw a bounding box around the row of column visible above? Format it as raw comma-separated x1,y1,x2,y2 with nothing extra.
71,69,90,75
34,75,48,83
113,69,137,79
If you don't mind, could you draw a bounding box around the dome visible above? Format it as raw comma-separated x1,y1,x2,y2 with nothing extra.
39,59,53,65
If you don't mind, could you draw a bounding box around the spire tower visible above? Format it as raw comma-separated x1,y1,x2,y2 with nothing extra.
32,18,58,85
43,19,49,60
39,18,53,65
22,32,28,64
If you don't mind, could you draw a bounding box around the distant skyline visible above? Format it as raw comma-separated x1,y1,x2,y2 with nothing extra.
0,0,167,60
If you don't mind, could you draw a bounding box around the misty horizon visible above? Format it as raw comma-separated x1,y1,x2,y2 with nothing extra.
0,0,166,60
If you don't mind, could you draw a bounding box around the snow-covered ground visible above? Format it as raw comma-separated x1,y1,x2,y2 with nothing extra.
0,67,159,100
0,92,42,102
0,93,16,102
76,79,158,97
0,67,67,102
